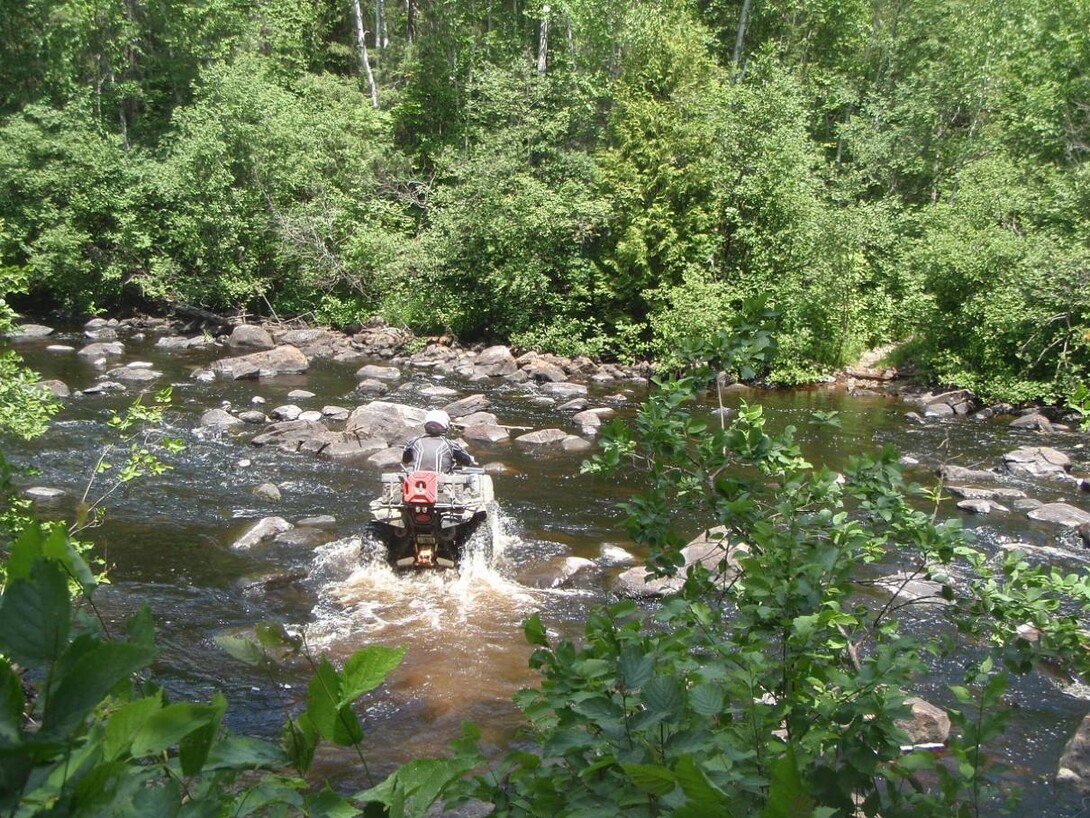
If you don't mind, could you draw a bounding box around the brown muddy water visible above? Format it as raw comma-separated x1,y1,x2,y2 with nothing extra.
6,326,1090,816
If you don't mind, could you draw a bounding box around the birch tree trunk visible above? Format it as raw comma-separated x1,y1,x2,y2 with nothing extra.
537,4,551,75
376,0,387,49
351,0,380,109
732,0,752,81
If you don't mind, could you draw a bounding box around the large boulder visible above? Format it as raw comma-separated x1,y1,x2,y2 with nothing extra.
78,341,125,358
320,436,388,463
344,401,426,445
355,364,401,381
251,420,333,452
475,345,519,377
1027,503,1090,527
1059,714,1090,793
1004,446,1072,480
212,345,309,379
229,324,276,350
614,528,745,599
7,323,54,340
896,697,951,745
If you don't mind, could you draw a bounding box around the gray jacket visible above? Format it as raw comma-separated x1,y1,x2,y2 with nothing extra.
401,434,476,473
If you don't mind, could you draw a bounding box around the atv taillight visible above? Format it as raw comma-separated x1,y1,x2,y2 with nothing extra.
415,511,432,522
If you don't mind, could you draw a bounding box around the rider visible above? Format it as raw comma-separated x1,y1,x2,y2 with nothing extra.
402,409,477,473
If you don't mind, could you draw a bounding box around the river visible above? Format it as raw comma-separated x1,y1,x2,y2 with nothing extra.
6,324,1090,816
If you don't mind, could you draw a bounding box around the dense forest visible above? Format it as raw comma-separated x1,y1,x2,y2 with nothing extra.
1,0,1088,399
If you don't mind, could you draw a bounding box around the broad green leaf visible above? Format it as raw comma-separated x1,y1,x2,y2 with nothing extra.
179,692,226,776
0,558,70,666
305,785,361,818
43,641,159,738
205,736,291,771
674,755,733,813
340,645,406,704
125,605,156,648
6,522,49,580
130,702,221,757
688,683,725,717
104,693,163,760
523,613,549,647
570,695,624,724
643,675,682,716
618,647,654,690
622,763,677,796
760,749,813,818
357,757,476,818
282,715,319,773
306,658,363,745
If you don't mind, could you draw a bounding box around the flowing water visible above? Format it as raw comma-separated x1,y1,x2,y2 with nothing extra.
6,326,1090,815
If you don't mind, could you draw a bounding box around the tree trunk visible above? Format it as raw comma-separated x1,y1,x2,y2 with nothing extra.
351,0,380,108
406,0,415,42
376,0,387,49
732,0,752,81
537,4,550,75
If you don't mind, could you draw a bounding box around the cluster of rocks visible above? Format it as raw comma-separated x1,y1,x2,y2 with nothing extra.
905,387,1078,432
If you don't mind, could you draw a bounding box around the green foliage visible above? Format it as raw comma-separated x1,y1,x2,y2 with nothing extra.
0,523,429,817
464,330,1090,816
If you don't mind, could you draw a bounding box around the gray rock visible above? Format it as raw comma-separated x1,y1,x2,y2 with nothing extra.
78,341,125,358
355,378,389,394
459,411,500,426
344,401,426,445
232,516,293,550
1004,446,1072,480
254,482,282,502
1027,503,1090,527
614,528,745,599
320,437,388,463
540,382,588,399
288,389,316,400
251,420,331,452
238,410,268,424
462,423,510,443
1013,498,1044,512
211,345,309,379
957,499,1009,514
444,394,491,418
84,327,118,341
558,398,589,412
474,345,519,377
46,344,75,353
156,335,208,350
523,359,568,382
572,410,604,428
561,435,593,452
356,364,402,381
938,464,1001,483
273,527,333,548
896,697,951,745
229,324,275,350
945,485,1027,501
200,408,243,429
8,323,55,339
106,366,161,383
270,404,303,421
599,545,637,565
1010,413,1053,432
22,486,66,501
515,429,570,446
1058,714,1090,793
923,401,955,417
322,405,350,421
874,571,950,606
298,410,324,422
420,385,459,398
36,379,70,398
80,381,126,395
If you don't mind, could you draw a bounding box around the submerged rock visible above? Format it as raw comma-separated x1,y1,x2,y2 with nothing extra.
232,516,293,550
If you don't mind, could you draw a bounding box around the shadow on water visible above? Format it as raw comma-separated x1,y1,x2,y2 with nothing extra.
6,329,1090,812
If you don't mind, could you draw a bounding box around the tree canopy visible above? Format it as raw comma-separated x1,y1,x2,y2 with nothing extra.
2,0,1089,400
